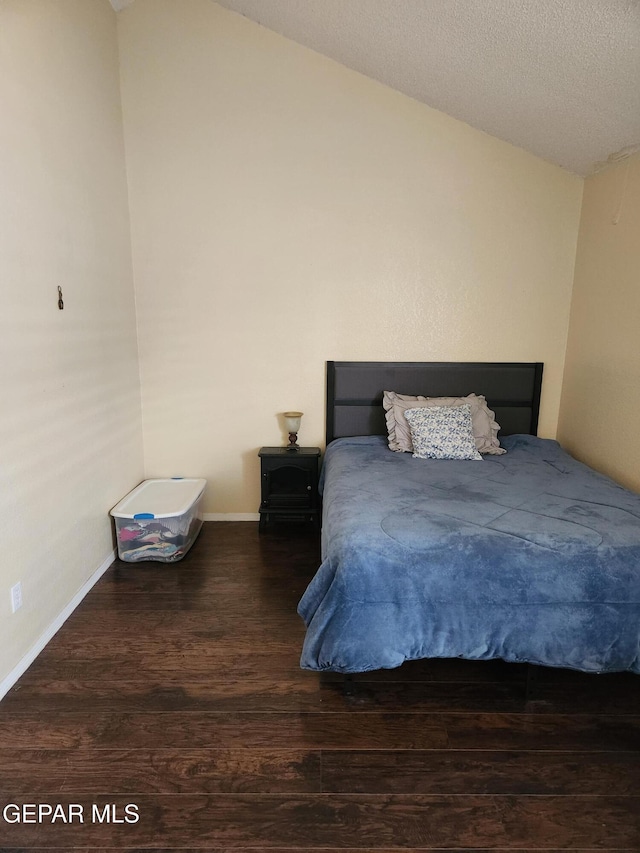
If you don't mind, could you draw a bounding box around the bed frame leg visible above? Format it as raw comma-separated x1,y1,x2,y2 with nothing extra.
524,663,540,700
342,674,356,697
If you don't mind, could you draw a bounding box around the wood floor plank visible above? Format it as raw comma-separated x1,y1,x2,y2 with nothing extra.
444,712,640,751
12,660,312,689
16,653,309,683
5,675,640,715
0,678,323,713
0,711,449,750
320,749,640,795
3,746,636,797
0,748,321,795
59,610,304,636
25,652,310,686
85,574,309,601
1,710,638,751
5,849,639,853
319,657,608,684
1,795,638,848
321,678,640,715
13,656,530,688
36,636,306,661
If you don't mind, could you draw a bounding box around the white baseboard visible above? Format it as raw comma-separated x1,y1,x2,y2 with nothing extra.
0,548,116,702
203,513,260,521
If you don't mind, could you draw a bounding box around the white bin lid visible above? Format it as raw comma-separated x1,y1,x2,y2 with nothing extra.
110,478,206,520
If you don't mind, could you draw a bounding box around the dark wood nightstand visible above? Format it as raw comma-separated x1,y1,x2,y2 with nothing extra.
258,447,321,533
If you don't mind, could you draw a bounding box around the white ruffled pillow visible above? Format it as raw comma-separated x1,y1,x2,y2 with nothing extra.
404,405,482,461
383,390,505,455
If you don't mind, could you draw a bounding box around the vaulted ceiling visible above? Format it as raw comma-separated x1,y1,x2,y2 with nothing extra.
110,0,640,176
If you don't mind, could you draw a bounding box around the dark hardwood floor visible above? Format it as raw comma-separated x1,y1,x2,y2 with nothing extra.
1,521,639,851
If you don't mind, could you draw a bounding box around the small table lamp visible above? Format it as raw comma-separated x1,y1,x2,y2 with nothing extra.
283,411,303,450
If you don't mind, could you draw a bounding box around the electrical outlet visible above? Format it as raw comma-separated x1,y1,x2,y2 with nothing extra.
10,582,22,613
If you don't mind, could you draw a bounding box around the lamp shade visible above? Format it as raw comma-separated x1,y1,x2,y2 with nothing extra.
283,411,303,433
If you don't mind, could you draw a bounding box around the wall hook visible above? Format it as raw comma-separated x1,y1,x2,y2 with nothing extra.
58,286,64,310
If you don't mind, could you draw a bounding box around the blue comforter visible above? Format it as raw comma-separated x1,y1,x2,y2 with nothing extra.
298,435,640,674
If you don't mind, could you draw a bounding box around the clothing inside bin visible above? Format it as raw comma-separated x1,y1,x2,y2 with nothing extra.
117,520,186,561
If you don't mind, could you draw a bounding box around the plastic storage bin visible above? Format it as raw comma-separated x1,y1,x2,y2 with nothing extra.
110,478,206,563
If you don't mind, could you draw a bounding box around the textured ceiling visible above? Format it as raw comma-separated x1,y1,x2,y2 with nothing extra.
110,0,640,176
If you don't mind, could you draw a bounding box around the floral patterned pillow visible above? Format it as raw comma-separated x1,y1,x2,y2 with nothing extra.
404,404,482,460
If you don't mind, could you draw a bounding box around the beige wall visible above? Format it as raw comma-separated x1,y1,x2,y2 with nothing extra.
0,0,143,686
118,0,583,515
558,154,640,492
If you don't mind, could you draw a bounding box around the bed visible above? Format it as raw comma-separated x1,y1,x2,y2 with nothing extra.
297,361,640,675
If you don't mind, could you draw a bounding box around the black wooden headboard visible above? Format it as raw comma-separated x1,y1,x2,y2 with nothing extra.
326,361,543,445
